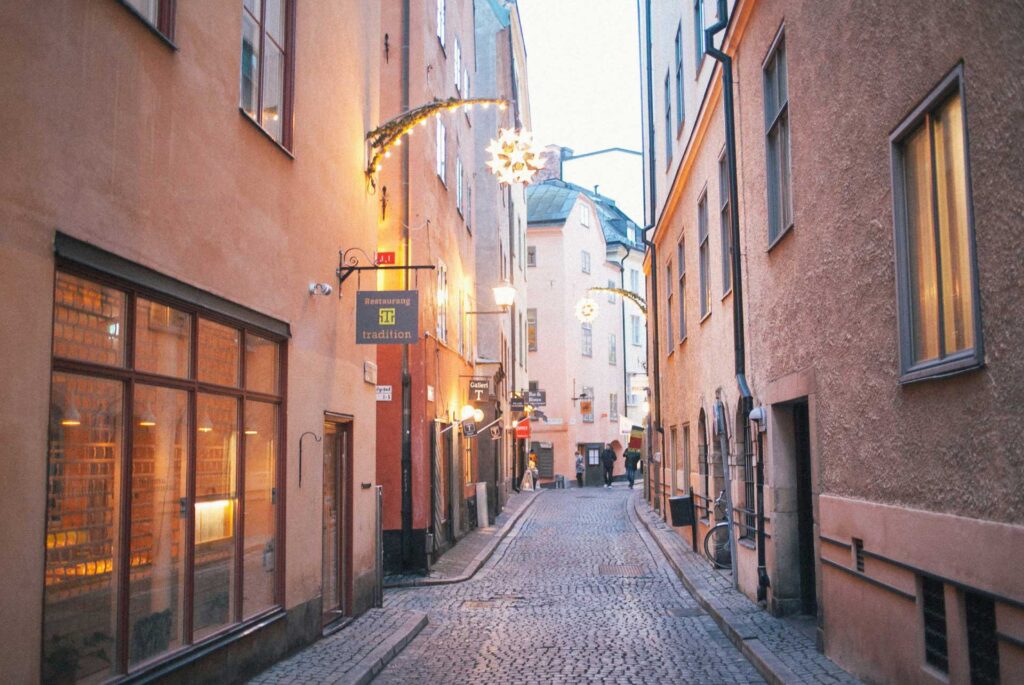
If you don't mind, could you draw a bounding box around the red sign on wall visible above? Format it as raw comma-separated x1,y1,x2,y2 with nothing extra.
515,419,531,439
376,251,396,265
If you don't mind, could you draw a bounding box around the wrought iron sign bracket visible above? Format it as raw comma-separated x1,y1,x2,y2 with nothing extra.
336,247,435,294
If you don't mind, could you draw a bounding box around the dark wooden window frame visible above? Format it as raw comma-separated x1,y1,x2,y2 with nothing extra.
697,188,711,322
118,0,177,46
677,239,686,343
763,27,793,249
46,254,288,678
889,63,984,384
719,148,733,297
240,0,297,153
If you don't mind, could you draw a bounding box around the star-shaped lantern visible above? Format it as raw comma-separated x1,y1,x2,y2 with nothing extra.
486,128,546,185
575,297,599,323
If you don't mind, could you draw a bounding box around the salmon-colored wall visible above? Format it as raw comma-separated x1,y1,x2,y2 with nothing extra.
0,1,381,680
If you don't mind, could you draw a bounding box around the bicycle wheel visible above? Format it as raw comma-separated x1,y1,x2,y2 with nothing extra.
703,522,732,569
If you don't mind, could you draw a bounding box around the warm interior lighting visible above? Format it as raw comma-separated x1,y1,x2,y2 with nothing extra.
492,283,516,308
60,404,82,427
460,404,476,421
195,499,234,543
138,405,157,427
198,413,214,433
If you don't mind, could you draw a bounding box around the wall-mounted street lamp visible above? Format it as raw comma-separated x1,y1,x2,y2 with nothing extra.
491,283,516,309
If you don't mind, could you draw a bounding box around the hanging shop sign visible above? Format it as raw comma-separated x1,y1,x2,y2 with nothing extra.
510,394,526,412
356,290,419,344
468,377,491,404
514,419,531,439
579,399,593,416
376,251,396,265
526,389,546,407
462,421,478,437
489,425,502,441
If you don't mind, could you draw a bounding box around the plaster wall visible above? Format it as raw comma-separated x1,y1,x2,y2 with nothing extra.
0,1,381,680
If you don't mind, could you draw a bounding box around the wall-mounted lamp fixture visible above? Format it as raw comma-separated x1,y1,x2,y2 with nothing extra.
309,282,333,297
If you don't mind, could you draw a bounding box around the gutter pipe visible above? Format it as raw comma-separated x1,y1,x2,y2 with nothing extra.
400,0,413,569
705,0,768,599
639,0,664,507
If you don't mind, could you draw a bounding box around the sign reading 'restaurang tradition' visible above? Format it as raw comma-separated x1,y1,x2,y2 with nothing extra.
356,291,419,344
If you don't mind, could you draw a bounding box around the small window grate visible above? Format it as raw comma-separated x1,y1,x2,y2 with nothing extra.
922,576,949,673
853,538,864,572
965,592,999,685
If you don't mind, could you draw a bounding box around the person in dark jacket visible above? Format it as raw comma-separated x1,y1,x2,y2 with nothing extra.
600,444,616,488
624,450,641,489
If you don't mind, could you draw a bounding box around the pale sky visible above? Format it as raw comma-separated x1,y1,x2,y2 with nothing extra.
518,0,644,222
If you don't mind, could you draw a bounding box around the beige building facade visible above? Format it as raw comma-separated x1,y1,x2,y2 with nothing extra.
0,1,385,682
641,0,1024,682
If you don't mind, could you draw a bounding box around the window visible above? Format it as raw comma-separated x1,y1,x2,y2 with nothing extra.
965,591,999,684
698,191,711,319
582,386,595,423
719,152,733,295
682,425,691,489
240,0,293,148
527,308,537,351
697,411,709,517
463,440,472,485
436,261,448,342
677,240,687,340
527,245,537,267
607,279,616,303
921,576,948,673
44,268,283,680
580,204,591,227
581,250,591,274
764,33,792,244
891,66,982,382
631,315,642,345
463,68,470,97
454,38,461,91
664,72,673,163
694,0,705,65
665,263,674,349
581,323,593,357
121,0,175,40
740,420,755,539
609,333,617,365
519,311,525,361
670,427,678,493
674,24,685,129
610,393,619,421
436,120,447,182
456,156,464,213
436,0,445,47
630,268,641,294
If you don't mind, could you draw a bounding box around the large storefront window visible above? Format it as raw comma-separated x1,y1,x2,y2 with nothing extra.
44,268,284,683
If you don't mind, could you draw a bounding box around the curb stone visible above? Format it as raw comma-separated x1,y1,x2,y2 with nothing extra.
384,489,543,588
333,611,427,685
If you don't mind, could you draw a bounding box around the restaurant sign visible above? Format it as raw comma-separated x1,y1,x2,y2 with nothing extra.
356,290,418,344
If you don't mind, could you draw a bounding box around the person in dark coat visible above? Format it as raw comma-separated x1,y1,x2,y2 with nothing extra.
600,444,616,488
624,450,641,489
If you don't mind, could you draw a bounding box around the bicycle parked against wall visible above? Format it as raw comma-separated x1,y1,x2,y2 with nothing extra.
703,490,732,569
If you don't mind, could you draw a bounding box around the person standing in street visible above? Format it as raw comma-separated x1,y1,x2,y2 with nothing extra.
624,450,640,489
600,444,616,488
574,450,585,488
528,455,539,490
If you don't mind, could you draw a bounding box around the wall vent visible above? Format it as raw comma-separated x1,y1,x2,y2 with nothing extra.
921,576,949,673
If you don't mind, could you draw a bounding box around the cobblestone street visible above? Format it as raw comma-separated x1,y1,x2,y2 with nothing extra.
378,486,765,684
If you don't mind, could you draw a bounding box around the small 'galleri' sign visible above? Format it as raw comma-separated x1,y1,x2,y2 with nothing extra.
356,291,419,344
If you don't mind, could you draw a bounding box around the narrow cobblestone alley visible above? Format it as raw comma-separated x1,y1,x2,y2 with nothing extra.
378,487,765,684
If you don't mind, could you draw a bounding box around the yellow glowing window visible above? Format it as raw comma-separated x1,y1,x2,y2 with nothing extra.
195,499,234,544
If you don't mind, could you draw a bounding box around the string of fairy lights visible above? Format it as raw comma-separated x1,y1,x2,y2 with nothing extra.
364,96,547,188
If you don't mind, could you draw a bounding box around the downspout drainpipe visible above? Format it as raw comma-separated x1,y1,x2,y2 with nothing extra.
619,243,631,422
639,0,664,506
400,0,413,569
706,0,767,598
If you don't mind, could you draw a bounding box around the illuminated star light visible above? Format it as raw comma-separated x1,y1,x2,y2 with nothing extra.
487,128,546,186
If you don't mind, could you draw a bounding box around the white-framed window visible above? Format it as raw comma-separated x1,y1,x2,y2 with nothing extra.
694,0,705,65
581,323,593,357
455,156,463,213
666,263,674,348
630,268,641,294
608,333,617,366
436,261,448,342
764,32,793,245
580,204,591,227
678,239,687,340
582,386,595,423
631,314,642,346
463,69,470,97
581,250,591,274
527,308,537,352
891,65,982,383
675,23,685,129
719,151,733,295
454,38,461,90
436,119,446,183
526,245,536,267
698,191,710,319
607,279,616,303
436,0,445,47
610,393,619,421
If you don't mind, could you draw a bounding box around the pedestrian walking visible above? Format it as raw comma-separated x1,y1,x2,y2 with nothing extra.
528,455,539,490
600,444,616,488
574,450,585,488
624,450,641,489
